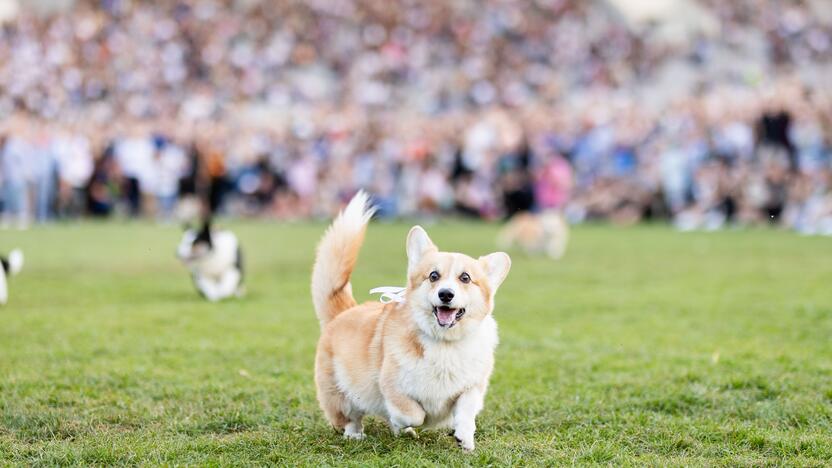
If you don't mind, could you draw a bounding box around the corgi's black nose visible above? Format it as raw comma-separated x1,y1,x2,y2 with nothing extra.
438,288,454,303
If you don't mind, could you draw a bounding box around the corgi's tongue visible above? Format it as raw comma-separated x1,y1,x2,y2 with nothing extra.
434,306,457,327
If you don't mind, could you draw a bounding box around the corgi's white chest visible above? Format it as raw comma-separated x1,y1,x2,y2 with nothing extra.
399,318,498,414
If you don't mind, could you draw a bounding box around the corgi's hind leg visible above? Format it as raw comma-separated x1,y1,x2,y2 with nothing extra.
315,355,348,429
315,349,364,439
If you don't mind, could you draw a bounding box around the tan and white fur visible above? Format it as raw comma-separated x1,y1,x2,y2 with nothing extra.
498,210,569,259
311,192,511,451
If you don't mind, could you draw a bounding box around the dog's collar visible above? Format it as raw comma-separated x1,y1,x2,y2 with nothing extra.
369,286,406,304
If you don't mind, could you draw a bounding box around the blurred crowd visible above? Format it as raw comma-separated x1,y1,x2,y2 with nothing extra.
1,0,832,234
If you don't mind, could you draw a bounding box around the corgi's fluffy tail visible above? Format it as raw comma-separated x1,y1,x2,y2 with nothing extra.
4,249,23,276
311,191,375,328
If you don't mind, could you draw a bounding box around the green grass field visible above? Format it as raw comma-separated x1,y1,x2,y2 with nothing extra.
0,221,830,466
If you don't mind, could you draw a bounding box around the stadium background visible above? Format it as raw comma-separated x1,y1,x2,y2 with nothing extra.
1,0,831,232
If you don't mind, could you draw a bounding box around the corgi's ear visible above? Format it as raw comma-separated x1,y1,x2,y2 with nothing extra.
406,226,437,273
479,252,511,291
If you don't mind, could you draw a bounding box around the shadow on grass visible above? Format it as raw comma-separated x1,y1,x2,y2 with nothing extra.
302,419,461,455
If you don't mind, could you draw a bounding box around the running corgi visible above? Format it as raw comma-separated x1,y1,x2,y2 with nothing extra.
311,192,511,451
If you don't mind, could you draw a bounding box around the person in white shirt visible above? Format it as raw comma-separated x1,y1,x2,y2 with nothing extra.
1,121,32,229
53,125,93,218
153,137,187,219
115,124,155,217
29,124,58,223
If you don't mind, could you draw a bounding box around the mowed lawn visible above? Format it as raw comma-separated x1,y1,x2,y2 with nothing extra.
0,221,831,466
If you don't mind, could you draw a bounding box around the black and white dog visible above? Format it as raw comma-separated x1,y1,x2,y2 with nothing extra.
0,249,24,305
176,220,244,301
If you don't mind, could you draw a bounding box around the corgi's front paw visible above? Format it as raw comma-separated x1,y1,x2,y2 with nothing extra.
343,431,365,440
344,421,365,440
454,430,475,452
390,424,419,438
389,410,425,435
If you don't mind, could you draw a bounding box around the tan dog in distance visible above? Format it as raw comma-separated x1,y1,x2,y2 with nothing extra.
498,210,569,259
311,192,511,451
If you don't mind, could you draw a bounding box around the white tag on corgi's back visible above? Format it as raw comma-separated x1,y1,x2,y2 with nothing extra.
369,286,406,304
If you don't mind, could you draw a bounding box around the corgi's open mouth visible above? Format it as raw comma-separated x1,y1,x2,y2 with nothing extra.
433,306,466,328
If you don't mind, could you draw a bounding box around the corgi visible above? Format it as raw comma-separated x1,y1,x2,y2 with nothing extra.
498,210,569,259
311,192,511,451
0,249,24,305
176,219,244,301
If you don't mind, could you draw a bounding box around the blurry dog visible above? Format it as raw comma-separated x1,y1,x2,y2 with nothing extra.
0,249,24,305
498,210,569,259
176,219,244,301
311,192,511,451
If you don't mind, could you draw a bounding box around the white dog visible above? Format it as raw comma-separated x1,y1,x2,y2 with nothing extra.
177,220,244,301
311,192,511,451
0,249,24,305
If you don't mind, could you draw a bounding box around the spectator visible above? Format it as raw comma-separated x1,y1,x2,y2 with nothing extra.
0,0,829,236
1,120,32,229
54,123,93,218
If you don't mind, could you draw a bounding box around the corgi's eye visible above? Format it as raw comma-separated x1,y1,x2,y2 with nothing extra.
459,272,471,284
429,271,440,282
